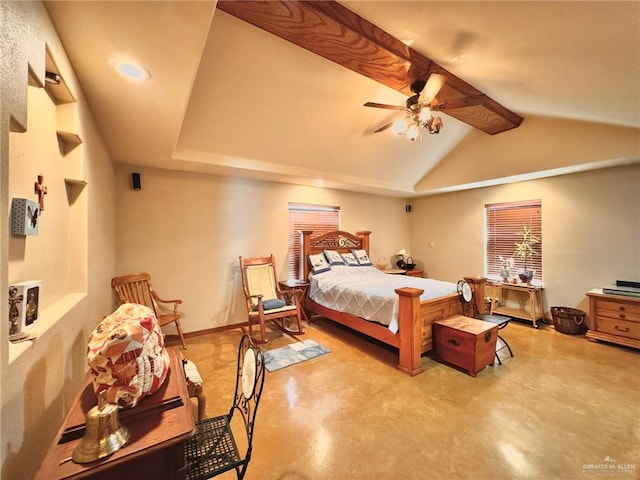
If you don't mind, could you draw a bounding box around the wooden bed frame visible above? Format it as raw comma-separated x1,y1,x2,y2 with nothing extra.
301,230,486,376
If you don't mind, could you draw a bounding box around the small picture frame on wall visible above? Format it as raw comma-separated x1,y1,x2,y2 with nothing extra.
9,281,41,337
11,198,39,236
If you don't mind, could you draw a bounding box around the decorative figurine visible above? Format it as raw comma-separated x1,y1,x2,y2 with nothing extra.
8,286,28,341
35,174,47,212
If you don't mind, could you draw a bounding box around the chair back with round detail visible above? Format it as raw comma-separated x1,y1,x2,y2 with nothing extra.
185,335,265,480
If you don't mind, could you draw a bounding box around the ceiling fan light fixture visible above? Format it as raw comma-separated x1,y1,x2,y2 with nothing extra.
407,123,420,141
428,116,443,134
393,119,407,135
418,107,431,123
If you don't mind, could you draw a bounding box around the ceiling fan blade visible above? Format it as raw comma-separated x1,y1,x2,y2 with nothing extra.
418,73,446,104
372,121,395,133
364,102,406,111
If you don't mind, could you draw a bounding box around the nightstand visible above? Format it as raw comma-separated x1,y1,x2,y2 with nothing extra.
278,280,310,323
406,269,424,278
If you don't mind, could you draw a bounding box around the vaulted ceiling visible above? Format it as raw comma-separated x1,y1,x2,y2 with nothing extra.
45,1,639,197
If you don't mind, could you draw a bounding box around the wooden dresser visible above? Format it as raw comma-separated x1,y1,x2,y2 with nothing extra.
585,289,640,349
35,348,194,480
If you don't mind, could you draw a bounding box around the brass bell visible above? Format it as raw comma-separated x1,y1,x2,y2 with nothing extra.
72,391,130,463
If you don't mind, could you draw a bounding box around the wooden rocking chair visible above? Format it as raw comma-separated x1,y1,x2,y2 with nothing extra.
111,272,187,349
239,255,304,344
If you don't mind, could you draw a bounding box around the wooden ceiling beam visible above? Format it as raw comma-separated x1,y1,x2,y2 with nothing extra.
217,0,523,134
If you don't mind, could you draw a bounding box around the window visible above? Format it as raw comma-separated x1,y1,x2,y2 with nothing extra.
288,203,340,280
485,200,542,282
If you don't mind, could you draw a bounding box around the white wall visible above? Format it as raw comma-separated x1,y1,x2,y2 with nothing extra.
410,164,640,314
114,164,410,333
1,3,116,479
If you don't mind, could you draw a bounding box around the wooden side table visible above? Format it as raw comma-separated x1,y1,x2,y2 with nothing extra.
35,348,194,480
405,269,424,278
279,279,310,323
489,282,545,328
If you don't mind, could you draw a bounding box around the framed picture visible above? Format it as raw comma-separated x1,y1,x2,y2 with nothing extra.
9,280,41,333
11,198,39,236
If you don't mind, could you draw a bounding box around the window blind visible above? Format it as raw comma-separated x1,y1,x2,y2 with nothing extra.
288,203,340,280
485,200,542,282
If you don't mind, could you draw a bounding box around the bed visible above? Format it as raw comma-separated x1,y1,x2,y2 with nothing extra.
300,230,486,376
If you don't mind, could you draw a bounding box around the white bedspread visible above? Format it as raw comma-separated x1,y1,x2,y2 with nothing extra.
308,266,457,333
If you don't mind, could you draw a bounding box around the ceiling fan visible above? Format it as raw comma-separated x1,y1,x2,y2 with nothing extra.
364,73,447,141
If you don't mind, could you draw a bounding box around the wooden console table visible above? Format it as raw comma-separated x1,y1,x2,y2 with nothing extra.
489,282,545,328
35,348,194,480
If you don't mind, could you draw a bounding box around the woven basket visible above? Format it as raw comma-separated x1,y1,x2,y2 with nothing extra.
551,307,586,335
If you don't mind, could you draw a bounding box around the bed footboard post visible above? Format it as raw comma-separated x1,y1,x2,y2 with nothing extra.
395,287,425,376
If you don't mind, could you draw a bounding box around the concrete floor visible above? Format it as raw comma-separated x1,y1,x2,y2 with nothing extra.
178,317,640,480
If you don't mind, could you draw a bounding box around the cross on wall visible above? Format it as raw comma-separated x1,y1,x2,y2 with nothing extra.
34,174,47,212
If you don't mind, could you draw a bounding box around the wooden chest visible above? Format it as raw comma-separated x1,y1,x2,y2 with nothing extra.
434,315,499,377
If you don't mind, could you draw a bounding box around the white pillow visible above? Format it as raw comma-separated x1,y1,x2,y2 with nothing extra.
352,249,372,266
341,252,359,266
324,249,346,265
309,253,331,274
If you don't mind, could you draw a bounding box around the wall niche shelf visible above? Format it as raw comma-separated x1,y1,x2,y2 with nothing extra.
57,130,82,155
44,48,75,105
65,179,86,206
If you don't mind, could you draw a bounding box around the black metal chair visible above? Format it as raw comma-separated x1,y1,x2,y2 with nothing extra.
457,279,514,364
185,335,266,480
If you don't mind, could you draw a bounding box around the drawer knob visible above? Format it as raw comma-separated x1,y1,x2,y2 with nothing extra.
618,306,626,311
448,338,460,347
614,325,630,333
618,314,626,319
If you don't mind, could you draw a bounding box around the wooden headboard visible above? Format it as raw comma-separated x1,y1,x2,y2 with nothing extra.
300,230,371,280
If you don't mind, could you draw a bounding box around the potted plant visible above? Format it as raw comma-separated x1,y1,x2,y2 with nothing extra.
498,255,515,282
514,225,540,284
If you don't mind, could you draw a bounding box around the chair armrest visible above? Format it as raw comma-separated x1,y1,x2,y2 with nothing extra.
249,294,265,312
150,289,183,313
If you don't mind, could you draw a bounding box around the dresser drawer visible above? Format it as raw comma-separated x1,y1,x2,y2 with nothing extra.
595,316,640,340
595,300,640,322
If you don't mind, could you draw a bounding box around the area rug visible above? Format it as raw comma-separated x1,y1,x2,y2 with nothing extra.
264,340,330,372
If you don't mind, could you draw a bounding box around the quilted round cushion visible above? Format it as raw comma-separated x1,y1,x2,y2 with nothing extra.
87,303,170,408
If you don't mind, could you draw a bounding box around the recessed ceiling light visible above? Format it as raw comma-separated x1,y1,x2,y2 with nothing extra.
110,58,150,81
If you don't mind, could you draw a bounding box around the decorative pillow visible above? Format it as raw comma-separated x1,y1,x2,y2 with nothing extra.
341,252,360,266
324,249,346,265
309,253,331,274
87,303,170,409
253,298,286,311
352,249,373,266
